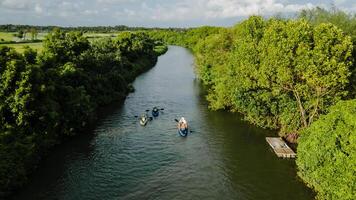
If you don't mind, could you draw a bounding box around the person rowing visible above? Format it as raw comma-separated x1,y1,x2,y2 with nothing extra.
177,117,189,137
152,107,159,117
139,113,149,126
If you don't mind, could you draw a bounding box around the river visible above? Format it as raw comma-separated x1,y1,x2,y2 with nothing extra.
15,46,314,200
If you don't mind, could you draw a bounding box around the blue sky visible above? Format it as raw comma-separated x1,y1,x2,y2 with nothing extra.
0,0,355,27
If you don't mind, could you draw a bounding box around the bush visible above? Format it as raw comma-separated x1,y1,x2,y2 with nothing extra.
296,99,356,200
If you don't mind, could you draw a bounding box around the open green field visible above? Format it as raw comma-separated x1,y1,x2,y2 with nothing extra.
0,32,122,53
0,42,43,52
36,32,48,40
0,31,46,42
0,32,118,43
0,32,16,41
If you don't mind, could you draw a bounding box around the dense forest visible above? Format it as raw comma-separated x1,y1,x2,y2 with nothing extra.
0,30,166,197
148,7,355,200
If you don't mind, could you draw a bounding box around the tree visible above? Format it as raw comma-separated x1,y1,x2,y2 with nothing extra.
299,6,356,99
16,30,24,40
29,28,38,41
254,19,353,134
42,29,90,64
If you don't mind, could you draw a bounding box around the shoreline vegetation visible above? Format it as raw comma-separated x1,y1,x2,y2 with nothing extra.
148,7,355,200
0,30,167,197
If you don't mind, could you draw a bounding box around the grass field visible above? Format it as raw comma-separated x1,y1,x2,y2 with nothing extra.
0,31,118,42
0,32,16,41
0,32,49,41
0,42,43,52
0,32,121,53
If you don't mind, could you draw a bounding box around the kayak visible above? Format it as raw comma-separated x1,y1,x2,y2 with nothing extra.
152,107,159,117
177,117,189,137
139,114,148,126
178,128,189,137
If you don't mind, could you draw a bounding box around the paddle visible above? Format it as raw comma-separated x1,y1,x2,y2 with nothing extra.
150,107,164,111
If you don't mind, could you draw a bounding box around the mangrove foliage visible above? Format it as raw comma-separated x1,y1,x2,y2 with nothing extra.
0,30,165,197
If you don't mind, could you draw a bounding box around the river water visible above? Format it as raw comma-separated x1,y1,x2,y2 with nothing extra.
15,46,314,200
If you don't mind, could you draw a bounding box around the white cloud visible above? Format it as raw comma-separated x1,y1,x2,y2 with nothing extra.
0,0,355,26
82,9,99,16
147,0,317,21
334,0,346,5
97,0,137,4
34,4,43,14
0,0,35,9
123,8,136,17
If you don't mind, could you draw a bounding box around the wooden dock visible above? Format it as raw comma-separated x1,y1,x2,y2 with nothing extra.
266,137,296,158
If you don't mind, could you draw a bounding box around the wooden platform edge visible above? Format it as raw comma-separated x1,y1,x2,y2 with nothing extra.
266,137,296,158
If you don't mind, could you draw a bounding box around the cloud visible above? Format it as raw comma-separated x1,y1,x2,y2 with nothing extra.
147,0,316,21
0,0,355,26
34,4,43,14
96,0,137,4
0,0,35,9
333,0,346,5
82,9,99,16
0,0,82,17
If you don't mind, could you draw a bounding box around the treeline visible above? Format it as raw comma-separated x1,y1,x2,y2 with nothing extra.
148,26,222,47
0,24,188,33
0,30,165,197
148,7,355,200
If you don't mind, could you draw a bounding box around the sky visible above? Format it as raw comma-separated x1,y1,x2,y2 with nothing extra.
0,0,355,27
